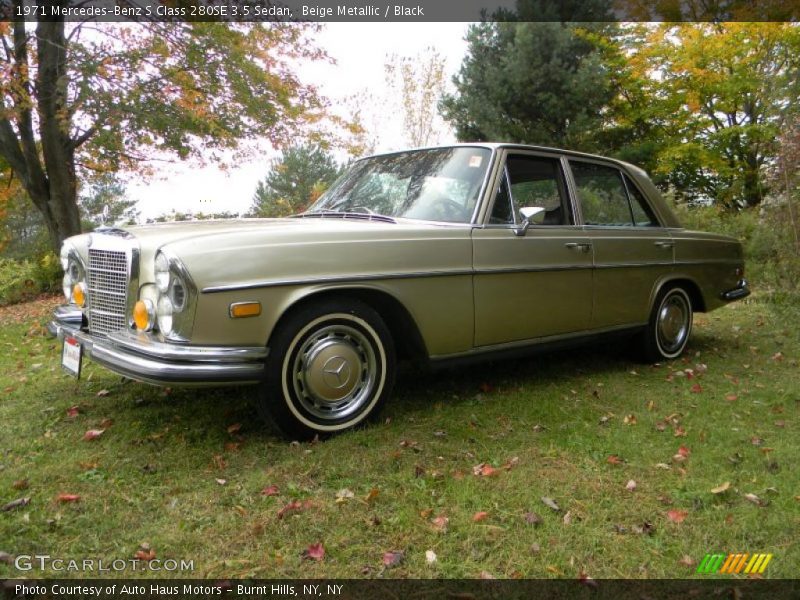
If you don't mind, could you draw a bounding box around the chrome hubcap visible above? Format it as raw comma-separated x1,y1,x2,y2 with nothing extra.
657,294,689,353
292,324,377,421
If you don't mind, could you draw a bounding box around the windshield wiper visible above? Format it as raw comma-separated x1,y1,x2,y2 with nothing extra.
293,209,396,224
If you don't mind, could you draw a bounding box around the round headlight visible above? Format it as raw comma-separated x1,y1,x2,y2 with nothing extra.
62,258,84,303
155,253,170,293
169,278,187,312
157,295,173,336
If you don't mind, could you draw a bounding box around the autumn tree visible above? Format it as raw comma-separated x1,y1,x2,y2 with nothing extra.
250,144,342,217
0,7,326,253
440,0,620,151
385,47,449,148
638,23,800,209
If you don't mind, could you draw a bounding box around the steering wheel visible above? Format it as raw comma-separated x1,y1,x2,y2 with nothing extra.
429,194,470,222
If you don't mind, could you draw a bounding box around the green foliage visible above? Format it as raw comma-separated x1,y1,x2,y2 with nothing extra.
0,253,60,306
673,203,800,302
440,1,620,150
79,174,139,229
636,24,800,209
250,144,342,217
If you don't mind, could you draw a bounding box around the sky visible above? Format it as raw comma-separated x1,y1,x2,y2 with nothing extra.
128,23,472,220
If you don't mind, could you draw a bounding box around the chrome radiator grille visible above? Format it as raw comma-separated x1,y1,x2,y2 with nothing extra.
87,248,129,335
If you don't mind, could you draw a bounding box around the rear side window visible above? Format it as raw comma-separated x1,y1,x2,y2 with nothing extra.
570,161,658,227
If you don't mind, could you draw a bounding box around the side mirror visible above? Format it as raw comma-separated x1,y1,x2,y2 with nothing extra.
514,206,546,236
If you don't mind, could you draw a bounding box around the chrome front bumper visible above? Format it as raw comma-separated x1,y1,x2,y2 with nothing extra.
48,306,267,386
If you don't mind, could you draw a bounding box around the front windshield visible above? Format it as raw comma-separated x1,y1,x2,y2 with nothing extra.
307,147,492,223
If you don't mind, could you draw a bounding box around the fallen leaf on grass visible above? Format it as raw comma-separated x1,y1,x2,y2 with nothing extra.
771,352,784,362
419,508,433,519
277,499,313,519
472,511,489,522
479,571,495,579
83,429,105,441
625,480,637,492
725,393,738,402
382,551,404,567
365,488,380,503
215,478,227,486
472,463,500,477
744,493,766,507
541,497,561,512
607,454,624,465
12,479,29,491
134,549,156,561
335,488,355,503
226,423,242,434
302,542,324,561
431,516,449,532
679,555,696,567
666,509,688,523
96,389,110,397
623,414,637,425
710,482,731,494
524,512,543,526
690,383,703,394
673,445,691,462
673,426,687,437
1,497,30,511
66,406,80,418
425,550,437,564
99,418,113,428
563,510,573,525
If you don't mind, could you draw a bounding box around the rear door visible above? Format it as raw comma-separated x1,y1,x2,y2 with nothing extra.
567,159,675,328
472,150,593,347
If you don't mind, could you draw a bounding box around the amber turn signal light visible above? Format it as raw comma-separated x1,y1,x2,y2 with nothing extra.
229,301,261,318
72,283,86,307
133,299,154,331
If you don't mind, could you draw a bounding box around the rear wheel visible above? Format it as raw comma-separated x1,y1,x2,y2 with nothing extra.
257,298,395,439
639,285,693,362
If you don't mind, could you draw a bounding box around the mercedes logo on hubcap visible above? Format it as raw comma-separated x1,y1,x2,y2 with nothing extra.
322,356,351,389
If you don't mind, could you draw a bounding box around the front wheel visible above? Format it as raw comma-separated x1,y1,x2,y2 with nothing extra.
639,286,693,362
257,298,395,439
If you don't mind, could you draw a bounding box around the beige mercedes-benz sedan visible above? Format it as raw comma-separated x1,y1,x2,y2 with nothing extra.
50,144,749,437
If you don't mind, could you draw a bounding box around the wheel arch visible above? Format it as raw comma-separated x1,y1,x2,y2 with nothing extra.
266,286,429,362
651,276,707,314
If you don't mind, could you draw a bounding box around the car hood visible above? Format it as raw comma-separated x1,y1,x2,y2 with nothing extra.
90,217,472,289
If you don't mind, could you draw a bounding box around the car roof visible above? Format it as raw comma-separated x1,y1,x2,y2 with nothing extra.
362,142,639,171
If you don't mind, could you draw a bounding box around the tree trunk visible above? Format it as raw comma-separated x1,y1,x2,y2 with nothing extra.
36,14,81,253
0,6,81,255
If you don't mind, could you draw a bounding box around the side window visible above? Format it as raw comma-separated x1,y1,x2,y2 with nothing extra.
489,169,515,224
489,155,571,226
570,161,632,226
624,175,659,227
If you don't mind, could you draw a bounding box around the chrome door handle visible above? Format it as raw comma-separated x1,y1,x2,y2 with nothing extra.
654,241,675,248
565,242,592,253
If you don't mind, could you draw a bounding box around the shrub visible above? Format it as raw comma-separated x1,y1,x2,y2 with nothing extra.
0,253,62,306
672,202,800,303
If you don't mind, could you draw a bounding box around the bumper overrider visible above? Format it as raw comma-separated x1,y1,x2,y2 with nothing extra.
721,278,751,302
48,306,267,386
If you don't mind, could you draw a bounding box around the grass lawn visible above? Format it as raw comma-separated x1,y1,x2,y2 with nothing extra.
0,294,797,579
